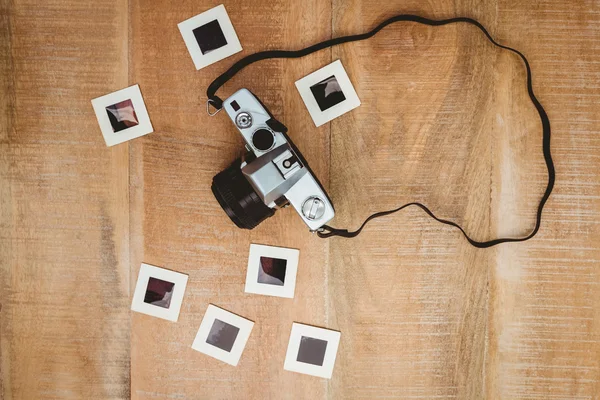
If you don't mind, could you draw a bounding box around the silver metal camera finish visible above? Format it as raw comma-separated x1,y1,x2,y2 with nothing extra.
223,89,335,231
302,197,326,220
235,112,253,129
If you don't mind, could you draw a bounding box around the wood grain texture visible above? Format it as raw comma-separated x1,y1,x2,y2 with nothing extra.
0,0,131,399
489,1,600,399
1,0,600,399
129,1,331,399
329,2,499,398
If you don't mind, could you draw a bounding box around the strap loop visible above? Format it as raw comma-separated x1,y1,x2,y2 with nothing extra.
206,99,222,116
206,15,554,248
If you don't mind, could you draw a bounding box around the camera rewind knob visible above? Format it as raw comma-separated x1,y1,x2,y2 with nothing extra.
302,196,326,221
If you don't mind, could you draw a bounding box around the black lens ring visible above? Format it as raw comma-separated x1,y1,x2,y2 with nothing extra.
211,157,275,229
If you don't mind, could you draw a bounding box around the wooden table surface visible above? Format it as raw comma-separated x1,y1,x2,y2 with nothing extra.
2,0,600,399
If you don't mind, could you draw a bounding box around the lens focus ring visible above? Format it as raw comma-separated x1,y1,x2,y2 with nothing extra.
211,158,275,229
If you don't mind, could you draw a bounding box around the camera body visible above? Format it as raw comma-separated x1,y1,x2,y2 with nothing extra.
211,89,334,231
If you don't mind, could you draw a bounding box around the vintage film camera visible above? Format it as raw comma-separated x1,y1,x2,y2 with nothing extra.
211,89,334,231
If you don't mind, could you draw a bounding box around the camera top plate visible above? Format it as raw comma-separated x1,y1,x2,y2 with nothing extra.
222,89,335,231
223,89,286,158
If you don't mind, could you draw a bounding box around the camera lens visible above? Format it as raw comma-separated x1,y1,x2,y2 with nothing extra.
251,129,275,151
211,158,275,229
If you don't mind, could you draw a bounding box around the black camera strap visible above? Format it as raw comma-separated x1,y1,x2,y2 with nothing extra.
206,15,554,248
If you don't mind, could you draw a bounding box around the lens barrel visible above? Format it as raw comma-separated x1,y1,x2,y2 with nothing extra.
211,158,275,229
